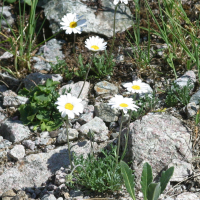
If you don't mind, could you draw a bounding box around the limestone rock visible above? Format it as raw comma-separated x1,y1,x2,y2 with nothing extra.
94,81,118,95
44,0,133,37
78,117,109,142
121,113,192,186
0,120,31,143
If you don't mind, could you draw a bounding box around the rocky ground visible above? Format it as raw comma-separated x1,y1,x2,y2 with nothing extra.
1,0,200,200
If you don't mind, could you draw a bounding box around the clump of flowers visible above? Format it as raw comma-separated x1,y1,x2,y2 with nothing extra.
60,13,86,34
123,79,150,94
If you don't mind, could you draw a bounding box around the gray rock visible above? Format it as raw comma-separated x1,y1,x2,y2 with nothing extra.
176,192,200,200
41,194,57,200
0,111,6,123
183,102,199,118
59,81,90,100
0,73,20,87
168,159,193,182
78,112,93,124
83,105,94,114
121,113,192,186
7,145,25,161
2,90,29,107
22,140,35,150
70,190,83,198
0,141,92,195
0,52,13,60
94,81,118,95
174,70,196,92
190,89,200,105
0,120,31,143
116,54,125,63
35,136,56,146
33,39,64,72
0,6,15,28
0,85,8,93
23,72,63,90
55,167,67,185
0,136,12,149
78,116,109,142
44,0,133,37
57,128,79,144
94,103,120,122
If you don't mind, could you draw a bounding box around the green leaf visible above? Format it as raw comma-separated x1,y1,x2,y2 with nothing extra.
46,79,53,87
160,167,174,194
41,122,46,131
141,162,153,200
5,0,17,3
24,0,32,6
27,113,36,122
120,161,136,200
147,182,161,200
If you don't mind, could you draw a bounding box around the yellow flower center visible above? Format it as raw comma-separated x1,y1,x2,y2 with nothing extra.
91,45,99,50
65,103,74,110
120,103,128,108
69,21,77,28
132,85,141,90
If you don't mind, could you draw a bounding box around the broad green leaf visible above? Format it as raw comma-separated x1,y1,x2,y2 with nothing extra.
141,162,153,200
160,167,174,193
41,122,46,131
24,0,32,6
36,114,44,120
5,0,17,3
120,161,136,200
46,79,53,87
27,113,36,121
147,182,161,200
34,93,49,102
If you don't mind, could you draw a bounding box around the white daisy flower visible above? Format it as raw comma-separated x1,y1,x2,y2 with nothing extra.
108,95,139,113
60,13,86,34
55,93,84,119
85,36,107,51
113,0,128,5
123,80,150,94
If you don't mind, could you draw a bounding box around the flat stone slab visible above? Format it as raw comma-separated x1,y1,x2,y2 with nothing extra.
0,141,92,195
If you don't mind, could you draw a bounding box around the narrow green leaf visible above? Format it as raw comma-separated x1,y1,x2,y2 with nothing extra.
140,162,153,200
24,0,32,6
120,161,136,200
147,182,161,200
160,167,174,193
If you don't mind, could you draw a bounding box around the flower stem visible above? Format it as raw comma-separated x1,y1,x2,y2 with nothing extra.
107,4,119,67
121,110,133,160
66,115,73,170
78,52,95,98
111,110,124,183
